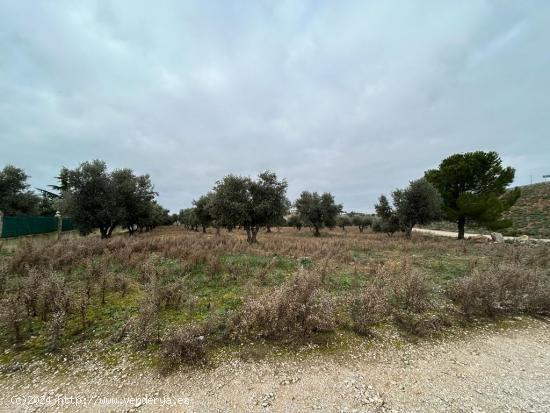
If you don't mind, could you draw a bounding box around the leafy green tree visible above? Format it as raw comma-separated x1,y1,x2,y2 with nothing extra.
392,178,442,237
374,195,392,221
193,193,215,233
211,171,288,243
351,214,372,233
0,165,40,215
374,195,400,236
336,214,352,231
170,213,179,224
286,214,303,231
34,190,59,216
111,169,157,234
269,214,287,232
179,208,199,231
59,160,160,238
294,191,342,237
425,151,519,239
371,217,383,233
59,160,117,237
145,202,171,230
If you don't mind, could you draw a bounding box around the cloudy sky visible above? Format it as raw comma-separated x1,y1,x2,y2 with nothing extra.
1,1,549,213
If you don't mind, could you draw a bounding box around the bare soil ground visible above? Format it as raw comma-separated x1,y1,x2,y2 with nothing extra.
1,318,549,413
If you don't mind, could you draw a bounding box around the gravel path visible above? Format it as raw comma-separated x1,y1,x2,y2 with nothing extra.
1,319,549,412
412,228,550,243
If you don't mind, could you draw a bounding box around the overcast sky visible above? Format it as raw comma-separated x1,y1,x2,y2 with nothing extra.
1,1,549,213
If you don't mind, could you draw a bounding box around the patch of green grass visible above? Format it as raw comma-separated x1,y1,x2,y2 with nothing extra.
325,269,368,292
418,257,469,282
221,253,297,286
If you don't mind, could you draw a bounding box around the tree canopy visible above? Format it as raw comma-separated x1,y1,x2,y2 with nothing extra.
336,214,352,231
351,213,372,233
374,195,400,236
0,165,40,215
210,171,289,243
392,178,442,237
179,208,199,231
59,160,161,238
286,214,303,230
294,191,342,236
425,151,519,239
193,193,216,233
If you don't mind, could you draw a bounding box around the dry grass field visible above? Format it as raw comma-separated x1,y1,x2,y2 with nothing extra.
1,225,548,373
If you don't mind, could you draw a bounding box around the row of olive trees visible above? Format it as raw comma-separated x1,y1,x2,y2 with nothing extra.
373,151,520,239
179,171,290,243
288,211,373,233
179,172,345,242
180,152,519,242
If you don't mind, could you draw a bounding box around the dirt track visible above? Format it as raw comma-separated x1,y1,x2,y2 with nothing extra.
412,227,550,243
1,319,549,412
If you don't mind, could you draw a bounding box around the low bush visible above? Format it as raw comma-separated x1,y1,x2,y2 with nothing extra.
447,264,550,317
393,311,451,337
350,284,387,336
128,296,162,348
0,295,26,344
386,269,433,313
161,323,208,367
233,268,336,340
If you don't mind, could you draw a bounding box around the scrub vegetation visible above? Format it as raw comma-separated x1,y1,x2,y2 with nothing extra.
1,226,548,369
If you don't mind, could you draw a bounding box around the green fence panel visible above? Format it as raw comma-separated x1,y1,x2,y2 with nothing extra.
1,215,75,238
62,218,75,232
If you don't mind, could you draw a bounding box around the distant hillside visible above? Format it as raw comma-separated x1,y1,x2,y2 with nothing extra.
420,182,550,238
503,182,550,237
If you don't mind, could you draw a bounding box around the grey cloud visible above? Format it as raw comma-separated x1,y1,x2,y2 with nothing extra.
1,0,549,212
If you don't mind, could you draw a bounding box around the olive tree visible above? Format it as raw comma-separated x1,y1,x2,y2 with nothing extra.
286,214,303,231
351,214,372,233
374,195,400,236
336,214,352,231
193,193,216,233
179,208,199,231
392,178,442,237
59,160,159,238
211,171,288,243
111,169,157,235
59,160,117,237
294,191,342,237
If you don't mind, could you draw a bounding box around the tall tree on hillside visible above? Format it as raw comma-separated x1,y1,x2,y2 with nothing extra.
211,171,288,243
0,165,40,215
294,191,342,237
392,178,442,237
425,151,520,239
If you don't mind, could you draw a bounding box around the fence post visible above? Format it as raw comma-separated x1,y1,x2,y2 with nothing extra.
0,210,3,238
55,211,62,241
